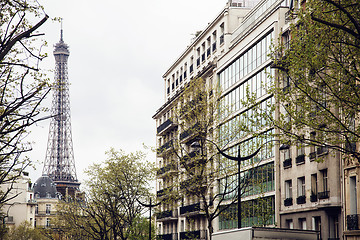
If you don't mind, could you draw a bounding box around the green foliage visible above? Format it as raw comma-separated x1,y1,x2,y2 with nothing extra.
4,221,47,240
0,0,50,206
269,0,360,162
55,148,155,240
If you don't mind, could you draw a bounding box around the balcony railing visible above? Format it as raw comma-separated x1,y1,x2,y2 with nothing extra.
310,194,317,202
157,210,178,220
318,190,330,199
283,158,292,168
284,198,293,206
180,202,201,215
296,154,305,164
157,140,173,154
157,164,177,176
296,195,306,204
180,230,206,240
347,214,359,230
157,119,176,134
317,146,328,155
157,187,172,198
158,233,178,240
309,151,316,161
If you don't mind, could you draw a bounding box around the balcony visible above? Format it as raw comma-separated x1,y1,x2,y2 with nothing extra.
179,124,200,142
296,154,305,165
157,119,177,135
158,233,178,240
157,164,177,176
283,158,292,168
285,9,299,23
347,214,359,230
309,151,316,161
318,190,330,199
157,140,173,155
157,210,178,222
157,187,172,198
284,198,293,206
180,202,201,215
310,194,317,202
296,195,306,204
317,146,328,155
180,230,207,240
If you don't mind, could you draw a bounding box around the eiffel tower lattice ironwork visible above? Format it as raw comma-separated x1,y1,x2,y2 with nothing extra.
42,28,80,197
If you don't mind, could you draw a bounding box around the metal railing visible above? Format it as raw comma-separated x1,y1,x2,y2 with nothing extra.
283,158,292,168
284,197,293,206
180,202,201,215
347,214,359,230
295,154,305,164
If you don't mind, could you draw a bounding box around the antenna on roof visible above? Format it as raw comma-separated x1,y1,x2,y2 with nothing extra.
60,18,63,41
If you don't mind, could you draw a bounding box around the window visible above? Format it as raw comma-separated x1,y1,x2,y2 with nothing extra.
298,177,305,196
284,180,293,206
312,216,321,235
196,48,201,66
297,177,306,204
299,218,307,230
296,140,305,164
286,219,294,229
207,37,211,57
46,218,50,227
220,23,225,44
184,63,187,79
35,205,38,214
311,174,318,202
318,169,329,199
212,31,217,52
46,204,51,214
349,176,357,214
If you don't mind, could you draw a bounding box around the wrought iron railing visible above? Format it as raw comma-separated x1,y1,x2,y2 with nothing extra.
180,202,201,215
284,197,293,206
295,154,305,164
318,191,330,199
296,195,306,204
347,214,359,230
283,158,292,168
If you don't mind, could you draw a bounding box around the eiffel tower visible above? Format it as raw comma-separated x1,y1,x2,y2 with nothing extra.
42,28,80,198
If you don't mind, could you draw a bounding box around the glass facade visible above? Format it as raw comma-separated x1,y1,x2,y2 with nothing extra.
218,30,275,230
219,196,275,230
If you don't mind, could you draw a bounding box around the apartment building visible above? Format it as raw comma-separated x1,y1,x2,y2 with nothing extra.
33,175,60,228
1,172,36,228
154,0,348,239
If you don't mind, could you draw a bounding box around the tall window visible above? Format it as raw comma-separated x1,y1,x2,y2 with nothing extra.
311,174,317,201
285,180,292,199
350,176,357,214
46,218,50,227
299,218,307,230
46,204,51,215
320,169,328,192
297,177,305,197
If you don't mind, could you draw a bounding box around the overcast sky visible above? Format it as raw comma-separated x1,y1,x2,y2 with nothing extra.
27,0,229,183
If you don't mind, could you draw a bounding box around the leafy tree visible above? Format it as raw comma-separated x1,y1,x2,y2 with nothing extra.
0,0,50,206
55,149,155,240
157,77,274,239
268,0,360,164
4,221,47,240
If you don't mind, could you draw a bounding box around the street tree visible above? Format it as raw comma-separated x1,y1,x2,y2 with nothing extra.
158,77,274,239
268,0,360,164
0,0,50,205
56,148,155,240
